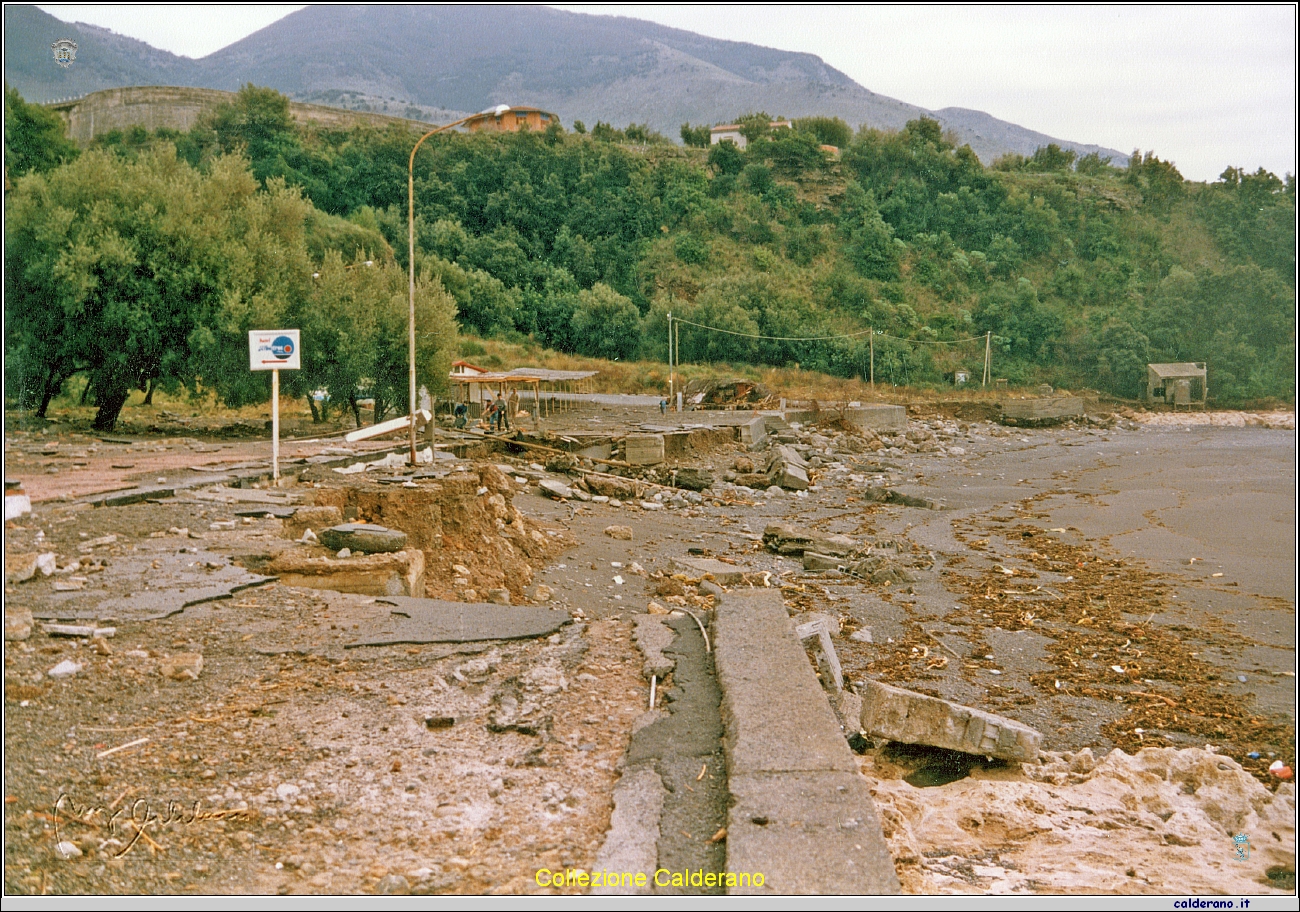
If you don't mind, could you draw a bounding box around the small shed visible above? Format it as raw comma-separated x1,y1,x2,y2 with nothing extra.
1147,363,1207,406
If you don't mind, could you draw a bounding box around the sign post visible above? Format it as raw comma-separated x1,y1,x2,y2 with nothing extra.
249,330,301,482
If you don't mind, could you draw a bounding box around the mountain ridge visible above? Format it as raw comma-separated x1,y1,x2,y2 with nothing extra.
6,4,1129,165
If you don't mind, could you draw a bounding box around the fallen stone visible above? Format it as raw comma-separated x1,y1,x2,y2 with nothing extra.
268,549,425,598
55,841,82,859
586,475,638,499
604,525,634,540
668,556,750,587
763,523,856,557
669,467,714,491
209,520,237,531
845,554,914,584
374,874,410,896
336,548,352,559
861,487,942,510
44,624,116,638
538,479,575,500
48,659,83,679
633,614,675,679
698,580,724,598
534,584,553,602
487,587,512,605
775,461,809,491
5,607,34,641
858,678,1041,762
319,523,409,554
802,552,843,571
160,653,204,681
52,579,86,591
282,505,343,540
348,597,568,646
6,551,57,582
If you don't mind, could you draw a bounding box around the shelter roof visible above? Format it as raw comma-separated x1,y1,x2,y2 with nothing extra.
1148,362,1207,377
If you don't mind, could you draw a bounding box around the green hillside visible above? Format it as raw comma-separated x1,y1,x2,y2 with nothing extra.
6,86,1295,430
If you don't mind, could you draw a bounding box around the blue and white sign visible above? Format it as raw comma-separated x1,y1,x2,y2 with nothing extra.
249,329,301,371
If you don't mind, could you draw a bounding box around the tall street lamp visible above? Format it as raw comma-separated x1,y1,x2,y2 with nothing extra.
408,114,474,464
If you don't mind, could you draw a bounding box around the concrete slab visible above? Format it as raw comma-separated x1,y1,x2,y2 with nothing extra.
591,768,665,896
345,597,569,647
725,771,900,894
633,614,676,678
667,557,750,587
713,590,856,775
714,589,899,894
36,575,277,622
858,678,1041,761
83,485,175,508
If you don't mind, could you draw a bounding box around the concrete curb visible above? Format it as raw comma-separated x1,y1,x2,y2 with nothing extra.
713,589,899,894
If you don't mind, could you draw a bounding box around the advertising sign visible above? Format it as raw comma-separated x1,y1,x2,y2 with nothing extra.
248,330,301,371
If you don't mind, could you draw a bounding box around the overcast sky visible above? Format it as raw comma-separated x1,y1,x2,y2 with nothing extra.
37,4,1297,182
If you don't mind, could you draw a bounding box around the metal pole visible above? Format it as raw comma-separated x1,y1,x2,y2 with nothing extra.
408,114,474,465
271,368,280,482
869,328,875,390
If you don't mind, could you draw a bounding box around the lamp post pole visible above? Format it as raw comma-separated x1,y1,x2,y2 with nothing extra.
408,114,474,464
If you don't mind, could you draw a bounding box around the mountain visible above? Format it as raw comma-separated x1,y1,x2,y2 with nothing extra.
5,4,1129,165
3,5,192,101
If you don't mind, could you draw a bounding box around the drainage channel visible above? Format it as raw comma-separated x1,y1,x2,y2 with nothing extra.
599,612,728,895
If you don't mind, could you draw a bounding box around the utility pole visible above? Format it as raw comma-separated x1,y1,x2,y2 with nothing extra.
869,328,874,390
667,312,673,406
983,331,991,387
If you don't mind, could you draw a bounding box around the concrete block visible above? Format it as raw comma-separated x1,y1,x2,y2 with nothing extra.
668,556,750,586
1001,396,1085,424
623,433,665,466
268,548,425,598
843,405,907,433
726,771,899,895
776,462,809,491
739,415,767,449
858,678,1041,761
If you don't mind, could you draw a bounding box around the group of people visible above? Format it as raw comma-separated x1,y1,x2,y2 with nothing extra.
452,391,518,432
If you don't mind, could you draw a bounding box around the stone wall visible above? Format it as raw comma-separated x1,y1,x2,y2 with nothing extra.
48,85,434,146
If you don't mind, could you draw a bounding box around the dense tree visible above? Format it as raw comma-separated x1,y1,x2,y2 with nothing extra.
4,85,79,178
680,123,711,148
570,283,641,361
